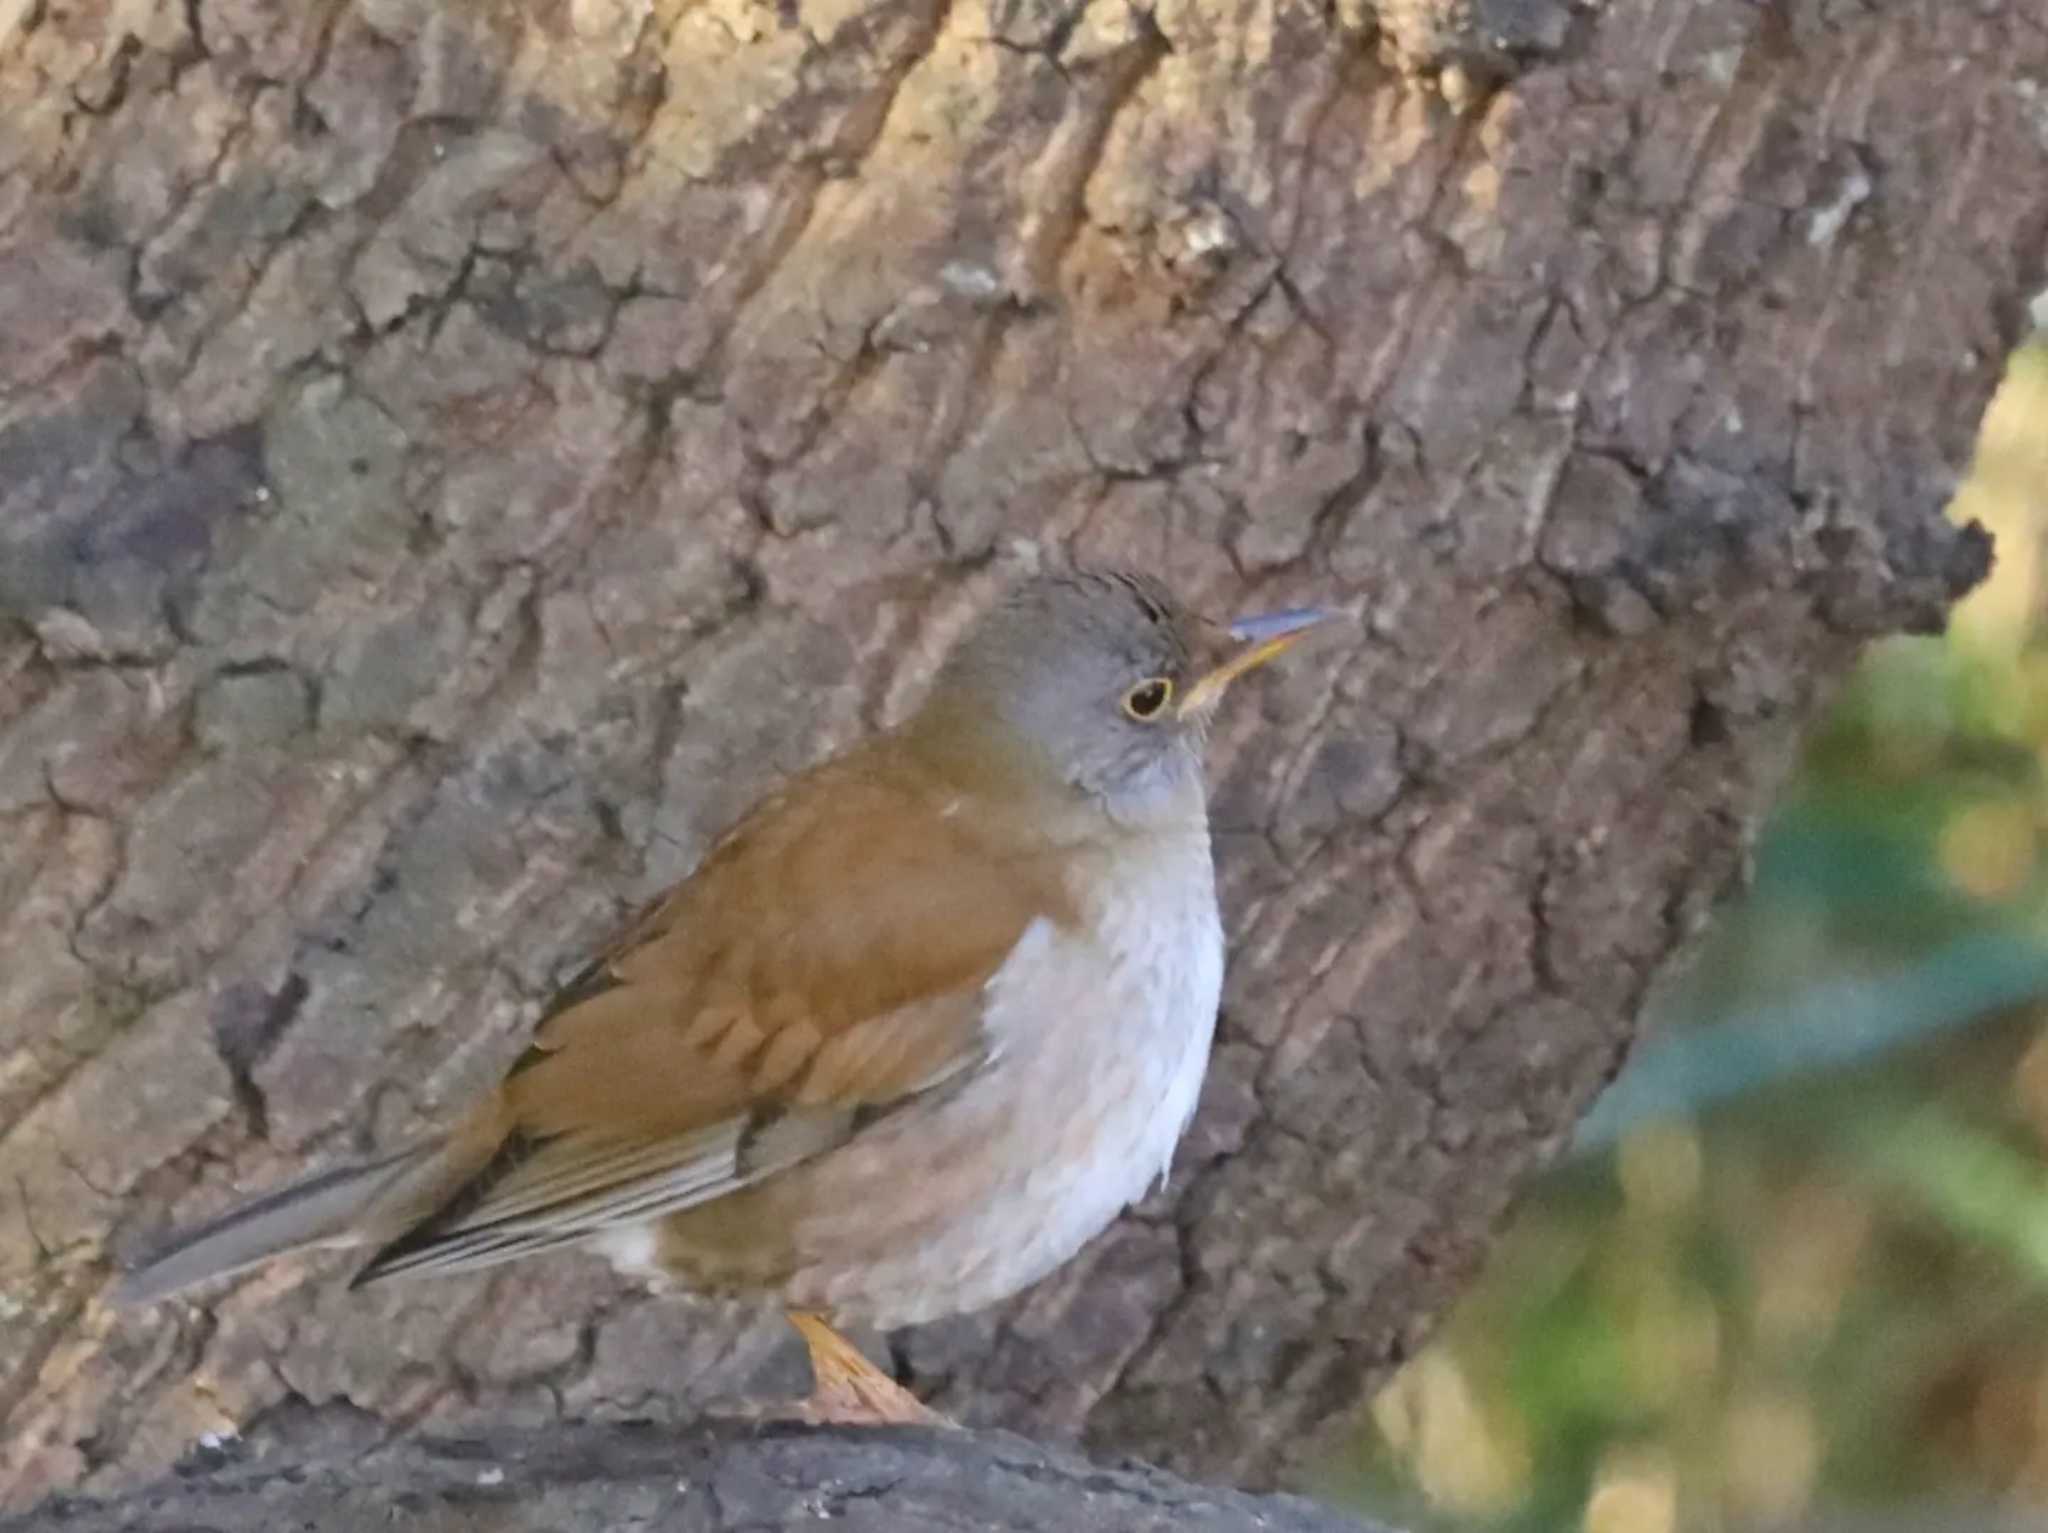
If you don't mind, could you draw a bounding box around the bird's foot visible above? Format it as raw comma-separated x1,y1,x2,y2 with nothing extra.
776,1310,950,1427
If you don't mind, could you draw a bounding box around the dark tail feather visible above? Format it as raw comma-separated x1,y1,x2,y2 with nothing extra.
113,1144,437,1305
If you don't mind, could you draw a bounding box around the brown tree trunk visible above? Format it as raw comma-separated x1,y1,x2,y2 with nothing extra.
0,0,2036,1517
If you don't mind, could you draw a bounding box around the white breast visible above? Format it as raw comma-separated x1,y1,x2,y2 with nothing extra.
1008,830,1224,1199
790,828,1225,1326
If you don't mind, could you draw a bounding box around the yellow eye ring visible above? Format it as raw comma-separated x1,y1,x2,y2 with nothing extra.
1122,677,1174,721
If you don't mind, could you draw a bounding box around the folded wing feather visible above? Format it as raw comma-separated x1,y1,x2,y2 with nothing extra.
347,742,1068,1286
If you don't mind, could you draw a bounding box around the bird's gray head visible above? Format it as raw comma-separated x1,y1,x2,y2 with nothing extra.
918,570,1327,828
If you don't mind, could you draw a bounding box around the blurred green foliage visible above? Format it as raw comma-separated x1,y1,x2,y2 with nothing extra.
1346,344,2048,1533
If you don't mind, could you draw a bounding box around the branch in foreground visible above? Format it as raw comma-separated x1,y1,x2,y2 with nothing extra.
3,1416,1389,1533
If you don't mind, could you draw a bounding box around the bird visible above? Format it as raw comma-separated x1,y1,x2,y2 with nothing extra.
115,568,1329,1425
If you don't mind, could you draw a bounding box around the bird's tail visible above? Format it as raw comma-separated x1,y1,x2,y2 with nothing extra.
113,1142,443,1305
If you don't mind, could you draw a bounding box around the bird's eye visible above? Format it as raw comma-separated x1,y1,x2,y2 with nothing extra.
1122,677,1174,721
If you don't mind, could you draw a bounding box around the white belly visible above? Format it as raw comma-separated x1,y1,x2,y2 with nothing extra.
806,831,1224,1325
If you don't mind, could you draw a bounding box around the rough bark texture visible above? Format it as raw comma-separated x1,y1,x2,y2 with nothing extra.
0,0,2036,1516
0,1413,1383,1533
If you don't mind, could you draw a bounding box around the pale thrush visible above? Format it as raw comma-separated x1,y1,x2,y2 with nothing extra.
118,568,1329,1424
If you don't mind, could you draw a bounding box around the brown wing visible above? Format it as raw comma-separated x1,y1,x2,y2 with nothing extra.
352,743,1071,1282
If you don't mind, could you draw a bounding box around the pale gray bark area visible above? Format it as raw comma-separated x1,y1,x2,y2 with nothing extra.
0,0,2039,1518
0,1413,1388,1533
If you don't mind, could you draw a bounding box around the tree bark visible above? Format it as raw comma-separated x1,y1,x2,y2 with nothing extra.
0,1413,1385,1533
0,0,2037,1516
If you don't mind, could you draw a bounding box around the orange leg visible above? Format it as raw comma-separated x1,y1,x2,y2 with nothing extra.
784,1310,948,1427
